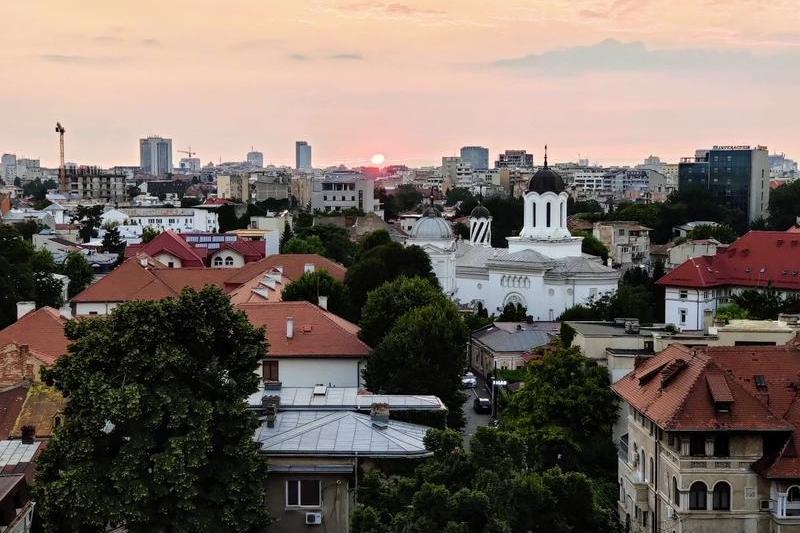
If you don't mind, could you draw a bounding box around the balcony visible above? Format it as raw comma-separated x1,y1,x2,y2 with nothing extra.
661,449,753,471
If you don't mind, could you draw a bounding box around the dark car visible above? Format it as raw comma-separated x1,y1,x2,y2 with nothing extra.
473,397,491,414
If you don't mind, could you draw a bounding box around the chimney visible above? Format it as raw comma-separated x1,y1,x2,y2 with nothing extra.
263,395,280,428
16,302,35,320
318,295,328,310
370,403,390,429
286,317,294,339
703,308,714,335
20,425,35,444
304,263,314,274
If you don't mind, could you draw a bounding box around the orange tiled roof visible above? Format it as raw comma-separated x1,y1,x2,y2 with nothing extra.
0,308,68,362
237,301,370,358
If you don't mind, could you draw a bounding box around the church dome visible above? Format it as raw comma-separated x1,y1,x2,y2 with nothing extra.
411,207,453,239
527,145,565,194
470,204,491,219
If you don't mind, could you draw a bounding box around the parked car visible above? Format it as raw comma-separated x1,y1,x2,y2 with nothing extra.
473,397,491,414
462,372,477,388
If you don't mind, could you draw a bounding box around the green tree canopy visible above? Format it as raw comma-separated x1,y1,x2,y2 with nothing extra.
34,286,270,532
363,302,468,427
573,230,609,262
282,234,326,255
278,220,294,252
768,180,800,230
101,224,126,256
498,302,527,321
61,251,94,298
675,223,738,244
140,226,160,244
715,302,749,323
295,224,357,266
280,270,353,320
73,204,104,243
358,276,449,347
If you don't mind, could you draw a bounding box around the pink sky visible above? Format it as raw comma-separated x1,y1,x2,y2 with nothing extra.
2,0,799,168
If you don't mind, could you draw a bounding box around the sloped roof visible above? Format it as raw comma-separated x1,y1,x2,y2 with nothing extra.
237,302,370,358
0,384,28,440
123,230,205,267
225,254,346,285
658,231,800,289
254,410,431,457
0,307,68,362
472,323,551,353
11,384,65,439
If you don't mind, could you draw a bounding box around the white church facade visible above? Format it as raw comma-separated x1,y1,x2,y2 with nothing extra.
407,155,620,321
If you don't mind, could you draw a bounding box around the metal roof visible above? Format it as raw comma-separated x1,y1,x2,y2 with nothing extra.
472,324,551,353
0,440,40,467
255,411,432,458
246,387,446,411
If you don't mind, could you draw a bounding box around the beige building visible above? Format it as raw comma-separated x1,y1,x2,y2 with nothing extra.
216,174,249,202
613,343,800,533
291,174,314,208
593,220,652,269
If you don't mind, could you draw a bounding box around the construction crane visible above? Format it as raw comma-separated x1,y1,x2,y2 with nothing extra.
55,122,66,193
178,147,196,158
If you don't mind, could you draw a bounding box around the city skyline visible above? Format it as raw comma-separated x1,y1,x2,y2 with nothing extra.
2,0,799,168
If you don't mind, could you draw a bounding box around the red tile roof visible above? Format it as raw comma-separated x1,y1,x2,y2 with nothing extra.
224,254,346,285
0,384,28,440
237,301,370,358
0,308,68,362
124,231,205,267
657,231,800,290
614,344,800,477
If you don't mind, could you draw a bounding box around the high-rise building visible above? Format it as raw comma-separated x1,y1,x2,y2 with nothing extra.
139,136,173,176
460,146,489,171
678,145,769,223
295,141,312,171
247,150,264,168
216,174,250,202
441,156,472,192
495,149,534,169
311,170,374,214
1,154,16,184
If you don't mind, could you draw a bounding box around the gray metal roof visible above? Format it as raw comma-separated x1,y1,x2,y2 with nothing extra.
255,411,432,458
0,440,40,467
246,387,446,411
472,323,551,353
547,256,617,275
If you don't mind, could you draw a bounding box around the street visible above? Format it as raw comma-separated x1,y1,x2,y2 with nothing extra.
461,374,491,448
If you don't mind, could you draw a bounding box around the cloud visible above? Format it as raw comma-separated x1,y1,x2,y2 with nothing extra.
492,39,800,75
336,2,445,17
230,38,282,51
140,38,161,47
578,0,650,19
289,53,311,61
38,54,122,65
329,53,364,60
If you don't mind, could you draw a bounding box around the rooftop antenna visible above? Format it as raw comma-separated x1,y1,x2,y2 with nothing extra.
543,144,548,167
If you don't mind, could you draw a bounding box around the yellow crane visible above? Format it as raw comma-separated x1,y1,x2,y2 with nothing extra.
55,122,66,193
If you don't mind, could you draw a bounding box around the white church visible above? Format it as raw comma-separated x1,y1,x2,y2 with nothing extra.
407,154,620,321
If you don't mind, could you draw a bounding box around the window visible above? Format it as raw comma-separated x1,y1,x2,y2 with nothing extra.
213,257,223,266
690,434,706,456
167,261,175,269
679,309,687,324
285,480,321,507
712,482,731,511
689,481,707,510
224,256,234,266
618,229,625,236
679,290,688,299
263,360,279,382
673,477,680,505
649,457,654,486
714,434,730,457
546,202,551,227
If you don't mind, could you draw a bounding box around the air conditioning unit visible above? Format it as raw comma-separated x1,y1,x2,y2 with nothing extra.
305,512,323,525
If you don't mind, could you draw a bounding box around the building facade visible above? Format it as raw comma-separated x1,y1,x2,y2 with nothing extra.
247,150,264,168
139,136,173,176
460,146,489,171
593,221,652,269
495,150,534,169
678,146,770,223
295,141,312,171
216,174,250,202
310,171,374,214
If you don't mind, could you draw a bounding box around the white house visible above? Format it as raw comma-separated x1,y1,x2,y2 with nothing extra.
101,207,219,234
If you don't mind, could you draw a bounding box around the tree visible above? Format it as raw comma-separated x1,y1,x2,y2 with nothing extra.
715,303,749,323
296,224,357,266
141,226,160,244
364,302,468,427
482,196,524,247
217,204,244,233
282,235,326,255
73,204,104,243
345,241,437,316
675,223,738,244
33,273,64,309
279,220,294,253
61,251,94,298
101,224,126,256
498,302,527,321
768,180,800,230
280,270,353,320
34,287,270,532
731,287,791,320
572,230,609,262
15,220,44,241
357,229,391,258
22,178,57,201
557,304,596,321
0,225,36,328
502,346,618,476
359,276,449,347
569,199,603,215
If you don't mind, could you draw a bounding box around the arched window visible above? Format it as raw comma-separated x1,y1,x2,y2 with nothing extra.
559,200,564,227
673,477,680,505
789,486,800,501
213,256,223,266
546,202,552,227
787,486,800,516
689,481,707,510
532,202,537,227
649,457,655,486
712,482,730,510
224,256,234,266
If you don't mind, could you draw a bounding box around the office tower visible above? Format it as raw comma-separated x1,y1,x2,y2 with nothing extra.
495,149,534,169
460,146,489,171
139,136,173,176
678,145,769,223
247,150,264,168
0,154,16,184
295,141,312,171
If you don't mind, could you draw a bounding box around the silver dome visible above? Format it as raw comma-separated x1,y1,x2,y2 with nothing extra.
410,209,453,240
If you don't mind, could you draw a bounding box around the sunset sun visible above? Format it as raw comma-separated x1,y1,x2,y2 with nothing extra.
370,153,385,165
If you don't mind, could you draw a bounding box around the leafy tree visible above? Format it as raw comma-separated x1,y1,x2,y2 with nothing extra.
0,225,37,327
730,287,800,320
768,180,800,230
140,226,160,244
569,199,603,215
389,184,423,217
464,302,494,332
280,270,353,320
573,230,609,262
502,346,618,476
498,302,527,321
15,220,44,241
34,287,270,532
674,223,738,244
33,273,64,309
127,185,141,199
282,235,326,255
101,224,126,256
278,220,294,253
296,224,356,266
359,276,449,347
217,204,245,232
61,251,94,298
715,303,749,323
357,229,391,258
453,221,470,240
345,241,436,316
364,302,468,427
482,196,524,247
22,178,57,201
73,204,104,243
557,304,596,321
